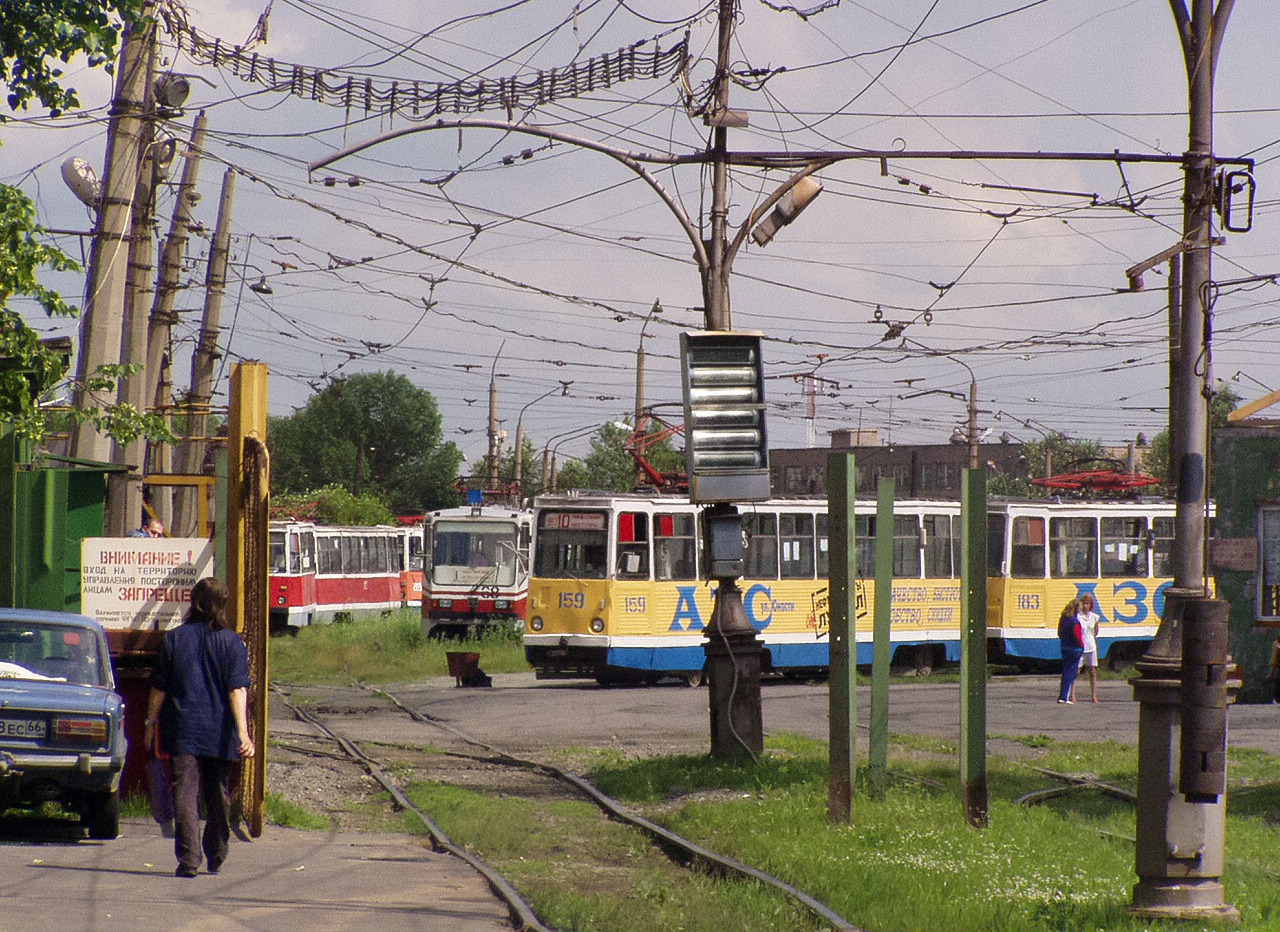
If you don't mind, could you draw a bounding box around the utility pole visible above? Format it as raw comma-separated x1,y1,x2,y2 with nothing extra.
487,342,504,493
967,376,979,471
1130,0,1237,921
173,168,234,536
111,40,160,536
145,113,208,531
72,8,156,468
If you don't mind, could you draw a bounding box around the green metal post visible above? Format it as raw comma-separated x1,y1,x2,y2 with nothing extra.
960,467,988,827
869,477,894,799
827,452,856,822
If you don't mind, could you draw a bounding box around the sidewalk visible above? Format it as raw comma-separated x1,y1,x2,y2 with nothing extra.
0,817,513,932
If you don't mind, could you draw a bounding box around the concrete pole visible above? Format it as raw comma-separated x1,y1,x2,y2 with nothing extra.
173,168,234,536
111,46,159,536
967,378,979,471
72,10,155,465
704,0,734,330
1130,0,1236,920
1168,252,1182,489
144,113,208,531
487,343,503,493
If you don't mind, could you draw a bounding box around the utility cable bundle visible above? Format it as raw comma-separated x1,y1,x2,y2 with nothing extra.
159,6,688,121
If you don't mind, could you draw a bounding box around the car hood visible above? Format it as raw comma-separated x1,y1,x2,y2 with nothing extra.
0,679,122,714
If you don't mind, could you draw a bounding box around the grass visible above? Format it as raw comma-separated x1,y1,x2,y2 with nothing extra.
397,733,1280,932
268,608,530,683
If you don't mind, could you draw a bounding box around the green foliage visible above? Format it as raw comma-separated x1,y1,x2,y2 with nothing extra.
0,186,171,443
268,371,462,513
272,484,394,526
556,421,683,493
0,0,142,117
1142,381,1241,492
988,431,1105,498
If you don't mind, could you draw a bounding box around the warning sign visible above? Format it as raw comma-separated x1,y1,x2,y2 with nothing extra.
80,538,216,631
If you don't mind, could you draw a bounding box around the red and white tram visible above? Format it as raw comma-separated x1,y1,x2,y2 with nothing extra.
421,506,533,637
269,522,418,629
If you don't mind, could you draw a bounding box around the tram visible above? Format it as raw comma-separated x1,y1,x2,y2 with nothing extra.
523,491,1196,682
421,506,533,637
268,522,418,629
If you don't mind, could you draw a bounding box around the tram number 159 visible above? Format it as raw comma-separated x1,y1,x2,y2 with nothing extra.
558,591,585,609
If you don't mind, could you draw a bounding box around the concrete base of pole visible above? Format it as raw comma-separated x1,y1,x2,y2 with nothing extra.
1128,881,1239,922
704,580,763,761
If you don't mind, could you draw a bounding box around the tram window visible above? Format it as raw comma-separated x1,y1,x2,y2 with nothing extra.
817,513,830,578
1102,517,1148,577
1152,517,1175,577
407,534,424,572
270,532,288,573
854,515,874,579
780,513,815,578
616,512,650,579
922,514,953,578
743,513,779,579
341,536,358,574
300,532,315,571
893,516,921,578
1050,517,1098,578
1259,509,1280,620
987,514,1006,575
377,535,392,573
654,512,697,580
1011,516,1045,578
318,536,342,574
535,511,608,579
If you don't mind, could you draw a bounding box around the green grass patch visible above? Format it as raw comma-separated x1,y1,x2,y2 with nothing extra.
264,792,332,831
269,609,530,683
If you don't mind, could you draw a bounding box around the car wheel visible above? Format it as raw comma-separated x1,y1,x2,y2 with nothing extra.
86,790,120,839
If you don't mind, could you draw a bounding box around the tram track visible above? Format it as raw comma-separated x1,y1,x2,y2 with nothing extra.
272,681,861,932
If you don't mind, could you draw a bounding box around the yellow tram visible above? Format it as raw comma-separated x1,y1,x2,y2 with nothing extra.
524,491,1194,682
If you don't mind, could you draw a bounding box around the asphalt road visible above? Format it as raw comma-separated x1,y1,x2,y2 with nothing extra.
375,671,1280,760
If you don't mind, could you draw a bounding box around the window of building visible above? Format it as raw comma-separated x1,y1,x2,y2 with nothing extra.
1259,508,1280,620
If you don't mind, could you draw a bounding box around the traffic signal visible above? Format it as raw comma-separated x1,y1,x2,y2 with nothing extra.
679,331,770,503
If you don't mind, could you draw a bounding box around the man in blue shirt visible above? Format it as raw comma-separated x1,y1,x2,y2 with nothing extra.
144,578,254,877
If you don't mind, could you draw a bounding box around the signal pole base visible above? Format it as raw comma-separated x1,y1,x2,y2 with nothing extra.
704,580,763,762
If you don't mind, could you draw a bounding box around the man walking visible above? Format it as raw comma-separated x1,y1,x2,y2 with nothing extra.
144,578,254,877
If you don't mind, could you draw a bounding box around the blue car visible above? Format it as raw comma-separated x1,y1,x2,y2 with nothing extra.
0,610,127,839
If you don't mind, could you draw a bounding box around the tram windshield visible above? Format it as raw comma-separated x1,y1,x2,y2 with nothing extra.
430,520,520,586
534,511,608,579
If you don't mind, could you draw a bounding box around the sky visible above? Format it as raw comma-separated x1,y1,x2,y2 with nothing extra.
4,0,1280,472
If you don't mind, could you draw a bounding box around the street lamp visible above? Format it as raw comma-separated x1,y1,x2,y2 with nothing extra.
514,380,572,497
902,341,981,470
540,421,628,493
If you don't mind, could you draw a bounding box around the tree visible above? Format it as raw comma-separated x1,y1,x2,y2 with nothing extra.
272,485,394,526
268,372,462,514
1,0,140,116
0,0,166,444
987,432,1105,498
555,422,683,493
1141,381,1241,493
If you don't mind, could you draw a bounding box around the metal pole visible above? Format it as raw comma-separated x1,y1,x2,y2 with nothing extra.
967,378,979,471
826,453,856,821
487,342,504,493
705,0,734,329
960,468,988,828
869,477,893,800
1130,0,1236,919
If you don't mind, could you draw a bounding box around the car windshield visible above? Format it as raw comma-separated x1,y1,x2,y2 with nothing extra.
0,620,107,687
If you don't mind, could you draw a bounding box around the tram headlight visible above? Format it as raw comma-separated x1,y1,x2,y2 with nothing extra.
495,599,510,610
589,617,605,633
436,598,452,608
530,616,544,631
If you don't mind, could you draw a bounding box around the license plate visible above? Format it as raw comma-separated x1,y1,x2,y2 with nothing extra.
0,718,46,739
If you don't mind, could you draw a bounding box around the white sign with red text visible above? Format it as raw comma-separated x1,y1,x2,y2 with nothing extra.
80,538,216,631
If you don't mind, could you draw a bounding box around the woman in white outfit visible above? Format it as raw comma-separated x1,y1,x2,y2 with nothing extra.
1072,593,1101,703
